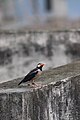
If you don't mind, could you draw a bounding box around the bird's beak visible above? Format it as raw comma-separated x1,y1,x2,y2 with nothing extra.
41,63,45,67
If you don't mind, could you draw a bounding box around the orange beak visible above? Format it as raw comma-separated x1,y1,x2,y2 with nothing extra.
41,63,45,67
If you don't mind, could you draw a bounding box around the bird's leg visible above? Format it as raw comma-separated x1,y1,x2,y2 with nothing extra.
31,80,42,87
27,79,35,86
28,79,42,88
32,79,36,85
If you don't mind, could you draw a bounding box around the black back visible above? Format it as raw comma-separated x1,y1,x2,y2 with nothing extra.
18,67,38,85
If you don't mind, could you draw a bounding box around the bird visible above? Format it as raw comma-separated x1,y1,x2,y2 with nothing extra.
18,63,45,86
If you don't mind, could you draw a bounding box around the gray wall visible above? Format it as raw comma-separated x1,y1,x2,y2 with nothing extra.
0,61,80,120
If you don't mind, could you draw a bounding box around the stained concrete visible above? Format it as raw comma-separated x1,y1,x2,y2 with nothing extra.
0,61,80,119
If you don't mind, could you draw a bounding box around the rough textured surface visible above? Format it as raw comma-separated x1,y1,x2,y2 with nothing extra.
0,61,80,120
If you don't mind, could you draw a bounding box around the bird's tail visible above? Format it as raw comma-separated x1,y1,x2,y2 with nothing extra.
18,81,22,86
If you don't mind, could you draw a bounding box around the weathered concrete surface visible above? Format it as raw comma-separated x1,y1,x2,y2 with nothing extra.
0,61,80,120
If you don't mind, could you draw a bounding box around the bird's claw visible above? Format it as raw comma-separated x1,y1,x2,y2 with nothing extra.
27,82,42,88
32,82,41,87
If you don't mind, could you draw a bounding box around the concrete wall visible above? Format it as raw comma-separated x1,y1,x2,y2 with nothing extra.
0,61,80,120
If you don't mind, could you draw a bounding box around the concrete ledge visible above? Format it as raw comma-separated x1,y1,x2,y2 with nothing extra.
0,61,80,120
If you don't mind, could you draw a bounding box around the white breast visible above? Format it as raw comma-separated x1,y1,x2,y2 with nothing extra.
38,69,42,75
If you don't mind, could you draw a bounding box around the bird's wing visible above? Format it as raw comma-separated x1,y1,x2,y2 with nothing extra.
28,68,38,75
21,68,38,83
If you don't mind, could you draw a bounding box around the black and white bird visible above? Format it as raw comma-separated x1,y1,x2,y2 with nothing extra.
18,63,45,86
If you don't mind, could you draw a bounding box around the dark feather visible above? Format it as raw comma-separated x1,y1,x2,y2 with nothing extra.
18,68,38,85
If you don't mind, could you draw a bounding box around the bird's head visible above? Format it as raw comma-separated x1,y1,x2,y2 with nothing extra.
37,63,45,71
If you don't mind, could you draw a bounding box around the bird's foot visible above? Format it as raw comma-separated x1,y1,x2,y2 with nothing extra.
28,83,31,86
32,82,42,87
28,83,35,87
28,82,43,88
